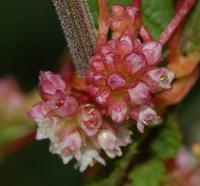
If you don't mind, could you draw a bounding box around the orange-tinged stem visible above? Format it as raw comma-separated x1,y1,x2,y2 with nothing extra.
96,0,109,53
153,69,199,109
167,51,200,78
139,25,153,41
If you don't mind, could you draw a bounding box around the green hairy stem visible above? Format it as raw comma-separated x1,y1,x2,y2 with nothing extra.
52,0,96,75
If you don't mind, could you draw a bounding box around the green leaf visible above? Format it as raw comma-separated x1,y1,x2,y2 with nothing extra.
182,0,200,52
127,159,166,186
141,0,174,39
0,122,34,148
152,114,182,159
86,0,174,39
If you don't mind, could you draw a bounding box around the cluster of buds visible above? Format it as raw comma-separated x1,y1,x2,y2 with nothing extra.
87,0,177,132
28,0,195,171
28,67,132,171
87,34,175,132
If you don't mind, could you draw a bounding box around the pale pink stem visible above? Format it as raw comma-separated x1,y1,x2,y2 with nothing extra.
139,25,153,41
133,0,141,9
133,0,142,31
95,0,109,53
168,0,184,64
159,0,195,45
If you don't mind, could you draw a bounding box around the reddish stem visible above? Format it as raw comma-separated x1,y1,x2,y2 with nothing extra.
0,130,36,156
133,0,142,32
139,25,153,41
133,0,141,9
159,0,195,45
168,0,185,63
95,0,109,53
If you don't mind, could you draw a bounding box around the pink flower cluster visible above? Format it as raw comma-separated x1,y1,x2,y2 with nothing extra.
28,69,132,171
87,35,175,132
28,0,195,171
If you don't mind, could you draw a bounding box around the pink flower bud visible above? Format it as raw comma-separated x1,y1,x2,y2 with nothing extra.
60,128,83,151
28,102,59,140
126,6,138,20
119,35,133,55
91,73,106,86
124,53,146,75
53,95,79,117
111,5,125,16
79,104,103,136
127,82,150,104
109,101,128,123
27,103,47,122
111,17,124,30
38,71,66,100
139,41,162,65
104,53,117,71
97,129,122,158
95,88,111,105
145,67,175,92
90,57,105,73
107,73,126,90
130,106,160,133
75,147,106,172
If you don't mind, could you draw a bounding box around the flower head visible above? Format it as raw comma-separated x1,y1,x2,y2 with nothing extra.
28,66,132,171
87,34,175,127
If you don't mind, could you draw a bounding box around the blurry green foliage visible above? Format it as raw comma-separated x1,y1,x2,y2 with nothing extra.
182,0,200,52
178,78,200,146
127,159,166,186
152,114,182,159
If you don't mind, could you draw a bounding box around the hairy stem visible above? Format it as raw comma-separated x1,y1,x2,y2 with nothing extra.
52,0,96,75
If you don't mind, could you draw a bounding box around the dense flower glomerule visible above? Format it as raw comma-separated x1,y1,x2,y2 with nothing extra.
87,1,175,132
28,0,195,171
87,0,195,132
28,66,132,172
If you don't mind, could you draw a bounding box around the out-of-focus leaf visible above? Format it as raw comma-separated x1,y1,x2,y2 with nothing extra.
178,78,200,145
0,88,39,157
86,0,174,39
152,114,182,159
182,0,200,52
0,122,34,147
127,159,166,186
141,0,174,39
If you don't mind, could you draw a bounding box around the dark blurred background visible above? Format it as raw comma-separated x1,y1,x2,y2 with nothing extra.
0,1,84,185
0,0,65,90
